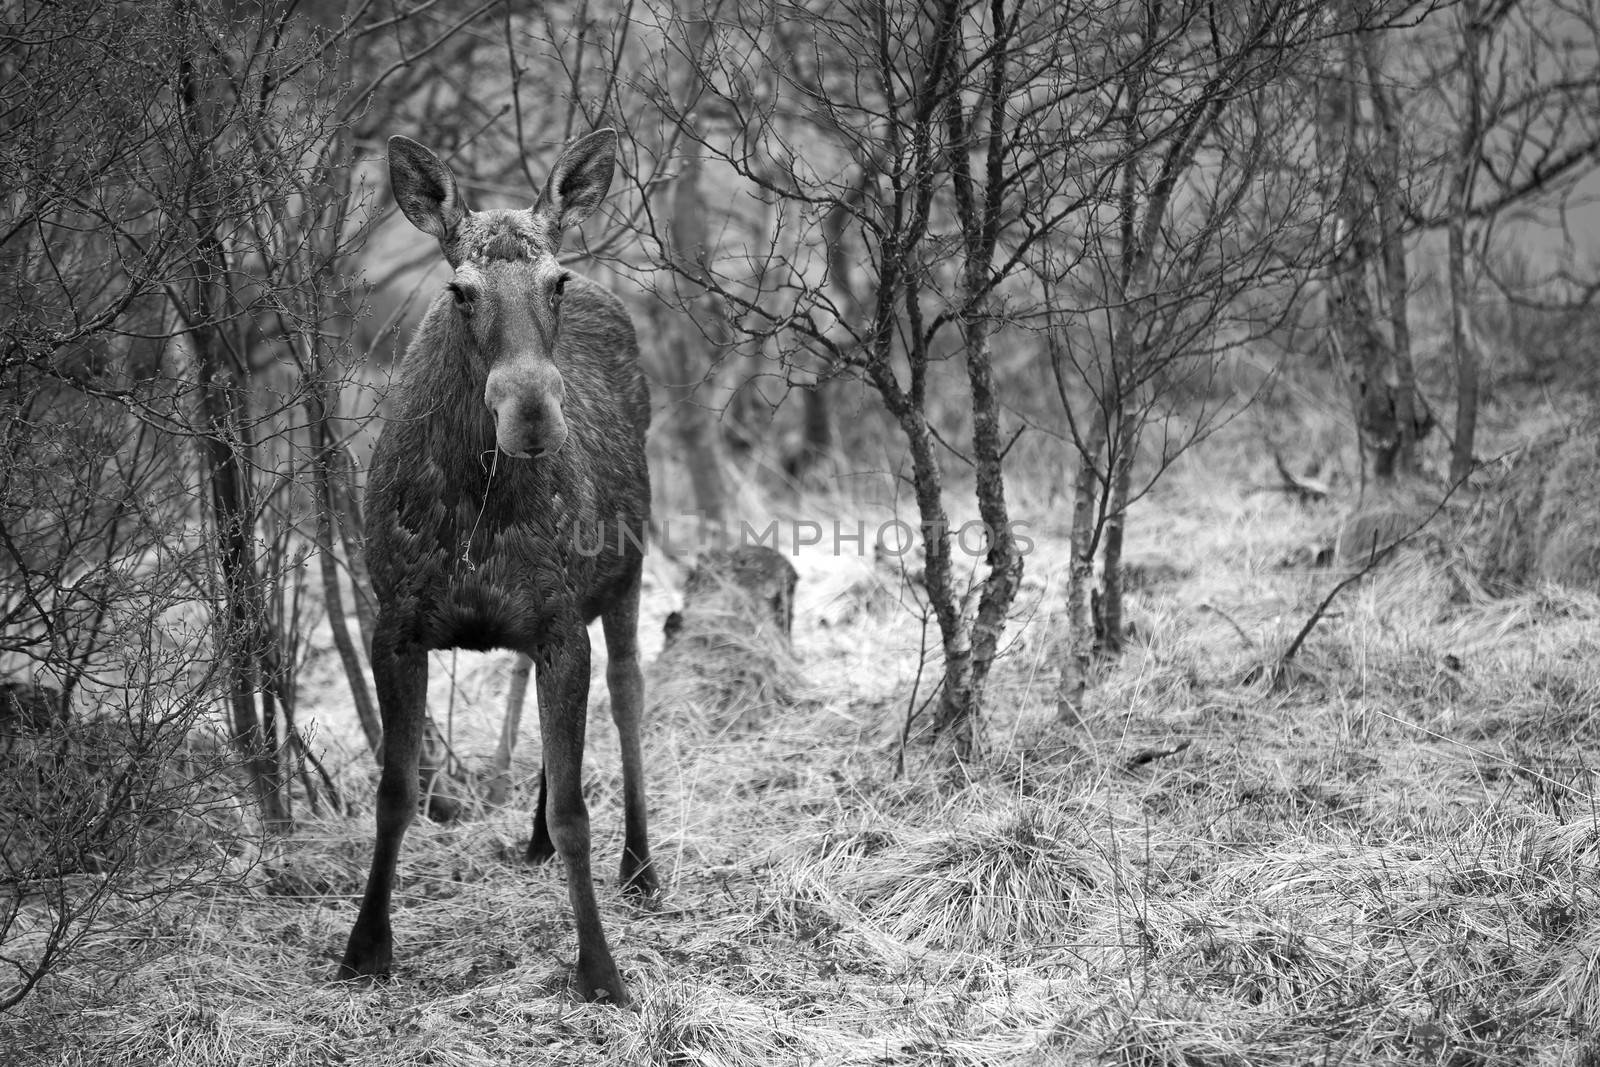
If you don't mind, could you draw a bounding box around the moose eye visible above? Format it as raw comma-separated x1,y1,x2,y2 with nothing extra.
549,273,568,311
447,282,475,311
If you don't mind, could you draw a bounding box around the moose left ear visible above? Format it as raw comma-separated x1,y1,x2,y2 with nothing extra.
542,129,618,232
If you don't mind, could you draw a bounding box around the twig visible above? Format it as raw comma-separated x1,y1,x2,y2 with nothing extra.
896,610,934,780
1275,481,1463,673
1199,603,1255,649
1126,739,1193,768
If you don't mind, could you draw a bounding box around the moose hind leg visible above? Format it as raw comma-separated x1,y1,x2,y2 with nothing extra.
340,638,428,979
534,625,627,1005
602,569,656,895
524,764,555,863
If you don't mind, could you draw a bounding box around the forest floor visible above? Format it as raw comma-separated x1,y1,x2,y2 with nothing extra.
7,415,1600,1066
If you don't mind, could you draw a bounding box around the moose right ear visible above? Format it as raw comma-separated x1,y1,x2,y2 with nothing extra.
389,136,467,240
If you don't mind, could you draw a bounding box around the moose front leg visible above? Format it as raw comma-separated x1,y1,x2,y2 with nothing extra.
340,637,429,979
532,625,628,1005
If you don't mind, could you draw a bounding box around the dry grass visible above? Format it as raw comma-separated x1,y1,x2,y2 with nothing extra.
7,425,1600,1065
650,600,814,735
1477,429,1600,593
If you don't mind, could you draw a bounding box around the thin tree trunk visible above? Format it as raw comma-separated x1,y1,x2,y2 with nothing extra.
851,0,970,755
892,403,969,755
790,190,870,484
314,419,382,755
1448,2,1485,485
961,307,1022,746
194,336,288,829
1320,34,1396,490
931,0,1024,761
1097,111,1145,661
862,312,968,755
662,292,730,527
194,344,287,826
180,28,290,830
1446,219,1480,484
1363,29,1424,476
1056,405,1107,722
488,654,533,806
1099,409,1138,656
664,9,730,527
289,136,381,763
794,383,835,481
727,163,784,463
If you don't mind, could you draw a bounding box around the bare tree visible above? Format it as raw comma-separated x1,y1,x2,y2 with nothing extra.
1012,0,1378,713
1404,0,1600,480
655,5,735,527
2,0,528,826
0,0,269,1005
597,0,1389,747
1310,0,1600,489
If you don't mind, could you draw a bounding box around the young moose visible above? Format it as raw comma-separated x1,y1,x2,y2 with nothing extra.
339,130,655,1005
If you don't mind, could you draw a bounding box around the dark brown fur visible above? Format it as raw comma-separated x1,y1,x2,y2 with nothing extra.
339,130,654,1006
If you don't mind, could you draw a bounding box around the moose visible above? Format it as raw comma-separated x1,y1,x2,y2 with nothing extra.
339,129,655,1006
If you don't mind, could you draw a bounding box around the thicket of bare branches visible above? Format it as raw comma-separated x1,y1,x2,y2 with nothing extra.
0,0,579,1006
1035,0,1358,711
572,0,1069,758
534,0,1489,741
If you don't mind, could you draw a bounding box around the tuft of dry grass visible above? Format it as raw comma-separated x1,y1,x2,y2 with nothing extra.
649,598,816,735
607,981,845,1066
1473,428,1600,593
769,798,1129,956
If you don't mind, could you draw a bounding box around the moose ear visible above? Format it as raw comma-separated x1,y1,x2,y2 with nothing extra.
542,129,617,231
389,135,467,240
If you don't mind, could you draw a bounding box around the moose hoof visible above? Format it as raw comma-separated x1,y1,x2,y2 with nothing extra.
576,959,629,1008
337,935,393,981
336,954,392,983
423,792,464,823
621,857,659,898
524,833,557,865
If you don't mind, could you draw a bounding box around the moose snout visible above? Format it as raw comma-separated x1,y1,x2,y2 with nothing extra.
485,363,568,460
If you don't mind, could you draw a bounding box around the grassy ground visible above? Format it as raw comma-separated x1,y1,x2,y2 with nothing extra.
6,426,1600,1066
